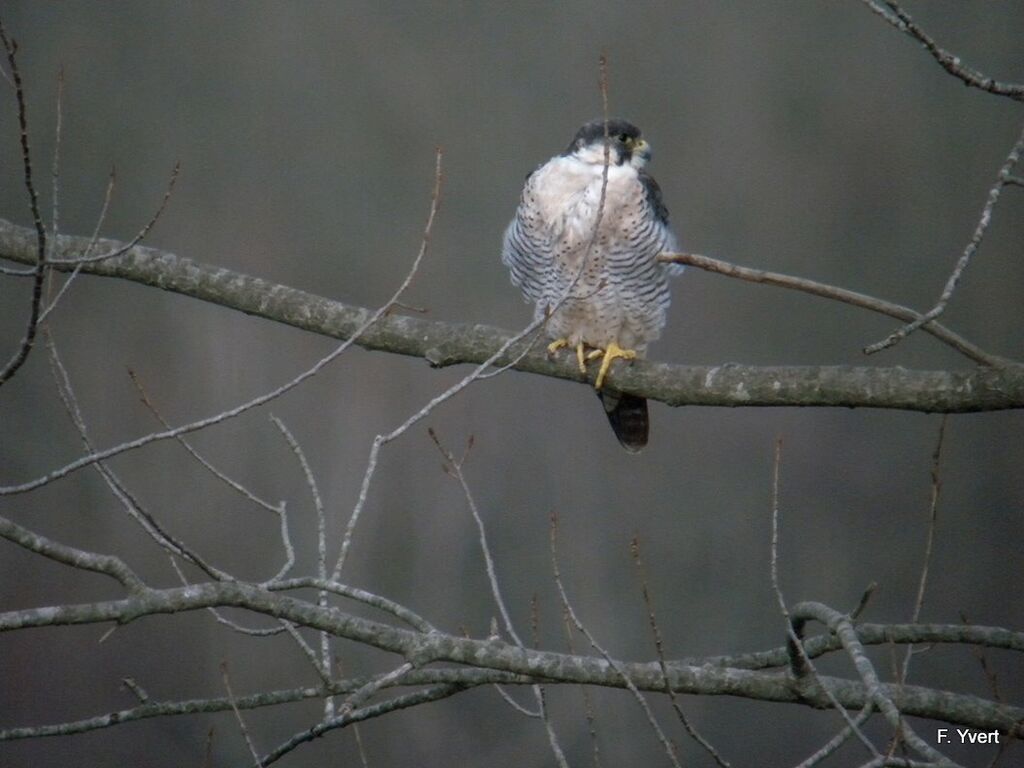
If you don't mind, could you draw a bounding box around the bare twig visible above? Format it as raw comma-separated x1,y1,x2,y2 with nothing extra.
962,609,1013,768
0,513,144,592
899,416,948,685
631,537,731,767
221,661,262,764
37,167,116,322
168,557,282,639
791,603,960,767
429,428,567,765
493,683,542,718
851,582,878,621
129,369,281,514
429,429,520,645
0,20,47,386
203,727,215,768
46,330,231,580
256,684,466,767
1,149,440,501
352,713,370,768
552,513,682,768
121,677,149,703
270,415,333,713
279,622,332,684
46,64,64,298
129,371,296,581
771,439,883,760
795,704,874,768
865,124,1024,355
656,251,1006,367
861,1,1024,102
339,662,414,715
47,161,179,268
561,607,603,768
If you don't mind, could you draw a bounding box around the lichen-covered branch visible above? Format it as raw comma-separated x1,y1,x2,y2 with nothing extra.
0,581,1021,739
2,218,1023,413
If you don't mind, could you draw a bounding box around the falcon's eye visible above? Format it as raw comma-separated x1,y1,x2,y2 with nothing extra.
618,133,631,142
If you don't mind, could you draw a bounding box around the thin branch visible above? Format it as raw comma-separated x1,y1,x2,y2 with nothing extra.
771,439,882,760
552,513,683,768
493,683,542,718
631,537,731,767
37,167,116,323
169,557,282,639
278,622,332,684
865,123,1024,354
899,416,947,686
656,251,1006,367
0,668,528,742
328,314,553,579
339,662,414,716
0,20,47,386
48,161,178,268
861,0,1024,102
45,329,231,581
561,607,602,768
0,163,444,499
121,677,149,703
266,577,435,634
256,684,465,767
429,429,567,766
795,704,874,768
791,602,960,767
429,430,520,646
269,415,331,712
0,513,144,592
221,661,262,764
130,370,282,514
45,64,64,304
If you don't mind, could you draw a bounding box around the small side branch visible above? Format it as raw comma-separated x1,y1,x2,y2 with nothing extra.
656,250,1006,367
0,514,144,592
864,123,1024,355
862,0,1024,102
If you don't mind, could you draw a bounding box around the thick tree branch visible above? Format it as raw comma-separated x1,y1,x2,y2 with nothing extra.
0,582,1021,738
3,218,1023,414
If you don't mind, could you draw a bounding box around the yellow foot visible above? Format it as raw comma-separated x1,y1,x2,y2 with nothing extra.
548,338,590,373
575,341,587,374
594,342,636,390
547,338,570,355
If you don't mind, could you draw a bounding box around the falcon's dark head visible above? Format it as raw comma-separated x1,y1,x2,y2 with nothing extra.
564,118,652,167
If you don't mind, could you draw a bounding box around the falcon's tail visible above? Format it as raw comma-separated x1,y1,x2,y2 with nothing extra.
598,390,649,453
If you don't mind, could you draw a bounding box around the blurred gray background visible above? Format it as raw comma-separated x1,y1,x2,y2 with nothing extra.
1,2,1022,766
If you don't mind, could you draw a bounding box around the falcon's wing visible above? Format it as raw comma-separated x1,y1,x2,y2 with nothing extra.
501,173,552,304
639,169,682,275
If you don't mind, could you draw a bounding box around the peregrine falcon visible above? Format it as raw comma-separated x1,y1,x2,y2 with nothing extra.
502,118,679,452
